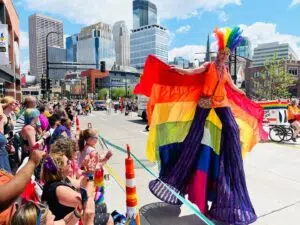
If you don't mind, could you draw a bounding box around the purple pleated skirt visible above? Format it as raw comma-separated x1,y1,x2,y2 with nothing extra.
149,107,257,225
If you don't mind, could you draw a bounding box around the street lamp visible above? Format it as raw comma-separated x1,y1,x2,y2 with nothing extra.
46,31,61,101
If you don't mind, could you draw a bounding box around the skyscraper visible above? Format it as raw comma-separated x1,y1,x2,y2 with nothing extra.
77,21,116,70
48,46,67,81
66,34,79,62
29,14,63,80
133,0,158,29
131,24,168,70
112,21,130,67
131,0,168,70
252,42,297,67
236,37,252,59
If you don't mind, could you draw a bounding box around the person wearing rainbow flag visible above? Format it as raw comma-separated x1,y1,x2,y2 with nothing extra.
134,27,267,225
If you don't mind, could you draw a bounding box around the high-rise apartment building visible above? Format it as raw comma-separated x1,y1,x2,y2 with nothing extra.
112,21,130,67
236,37,252,59
66,34,79,62
133,0,157,29
252,42,297,67
77,21,115,70
29,14,63,80
131,24,168,70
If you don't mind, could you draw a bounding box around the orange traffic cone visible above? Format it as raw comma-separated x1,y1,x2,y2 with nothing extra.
125,144,140,225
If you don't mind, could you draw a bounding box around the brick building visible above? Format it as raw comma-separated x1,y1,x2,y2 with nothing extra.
0,0,21,101
245,60,300,99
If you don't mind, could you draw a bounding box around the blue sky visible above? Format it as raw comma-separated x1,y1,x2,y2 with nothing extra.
16,0,300,73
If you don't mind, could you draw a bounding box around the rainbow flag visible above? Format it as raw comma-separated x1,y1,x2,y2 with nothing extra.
134,55,267,211
135,55,267,158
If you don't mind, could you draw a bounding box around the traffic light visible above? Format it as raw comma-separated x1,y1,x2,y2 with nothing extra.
41,78,46,89
0,83,4,97
47,79,52,90
100,61,106,72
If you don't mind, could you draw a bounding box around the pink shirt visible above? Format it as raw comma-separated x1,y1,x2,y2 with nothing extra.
77,146,96,169
39,114,49,131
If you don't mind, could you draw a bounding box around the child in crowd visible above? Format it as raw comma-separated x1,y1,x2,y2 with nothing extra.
77,129,112,170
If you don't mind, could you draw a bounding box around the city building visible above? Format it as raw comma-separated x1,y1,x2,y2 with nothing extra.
131,24,168,70
29,14,64,80
48,46,67,81
252,42,297,67
0,0,21,100
236,37,252,59
112,21,130,67
133,0,157,29
66,34,79,62
169,57,190,69
246,60,300,98
77,21,116,71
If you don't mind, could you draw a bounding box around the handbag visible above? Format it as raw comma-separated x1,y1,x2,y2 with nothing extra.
198,80,220,109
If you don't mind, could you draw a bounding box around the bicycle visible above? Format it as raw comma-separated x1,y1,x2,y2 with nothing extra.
269,124,294,143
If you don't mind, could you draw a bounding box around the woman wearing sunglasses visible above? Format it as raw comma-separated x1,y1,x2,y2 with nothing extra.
40,153,113,225
11,197,95,225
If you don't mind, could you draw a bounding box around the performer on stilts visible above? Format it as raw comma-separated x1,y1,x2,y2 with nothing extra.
134,26,267,225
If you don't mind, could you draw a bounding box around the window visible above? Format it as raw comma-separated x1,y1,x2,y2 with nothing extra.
288,67,298,76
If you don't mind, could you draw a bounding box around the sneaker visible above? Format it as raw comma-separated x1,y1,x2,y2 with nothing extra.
292,137,297,142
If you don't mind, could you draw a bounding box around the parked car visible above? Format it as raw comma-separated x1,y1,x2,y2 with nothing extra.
94,100,106,111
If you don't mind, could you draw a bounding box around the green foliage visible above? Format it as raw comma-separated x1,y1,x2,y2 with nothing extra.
253,53,295,100
98,88,109,100
97,87,135,100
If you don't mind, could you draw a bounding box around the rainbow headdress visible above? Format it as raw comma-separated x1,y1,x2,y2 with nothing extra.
214,26,244,53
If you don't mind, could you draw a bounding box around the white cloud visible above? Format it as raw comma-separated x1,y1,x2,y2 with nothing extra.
218,11,228,22
167,30,176,47
176,25,191,34
290,0,300,7
152,0,241,19
22,0,240,29
20,31,29,50
170,22,300,62
169,45,207,62
23,0,133,28
240,22,300,58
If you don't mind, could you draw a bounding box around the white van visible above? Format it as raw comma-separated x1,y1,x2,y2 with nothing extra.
137,95,149,121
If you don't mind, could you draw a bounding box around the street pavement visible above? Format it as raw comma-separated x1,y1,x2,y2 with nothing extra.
79,110,300,225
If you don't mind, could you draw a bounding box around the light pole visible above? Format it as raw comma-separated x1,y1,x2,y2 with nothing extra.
46,31,61,101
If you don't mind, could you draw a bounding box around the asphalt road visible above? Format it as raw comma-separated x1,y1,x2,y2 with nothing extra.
79,110,300,225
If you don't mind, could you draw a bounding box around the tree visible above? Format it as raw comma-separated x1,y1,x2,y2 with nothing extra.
98,88,109,100
253,53,295,100
111,88,126,100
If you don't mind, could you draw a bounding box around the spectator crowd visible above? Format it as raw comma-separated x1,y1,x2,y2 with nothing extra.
0,96,116,225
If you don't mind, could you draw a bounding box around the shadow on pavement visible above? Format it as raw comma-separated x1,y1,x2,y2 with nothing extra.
140,202,212,225
127,119,147,125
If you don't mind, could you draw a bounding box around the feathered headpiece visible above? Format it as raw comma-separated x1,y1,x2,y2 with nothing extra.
214,26,244,53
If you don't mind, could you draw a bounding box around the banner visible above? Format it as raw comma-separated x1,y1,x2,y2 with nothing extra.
0,24,9,65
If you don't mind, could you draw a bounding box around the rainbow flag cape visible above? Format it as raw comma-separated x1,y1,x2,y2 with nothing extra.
134,55,267,211
135,55,267,158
